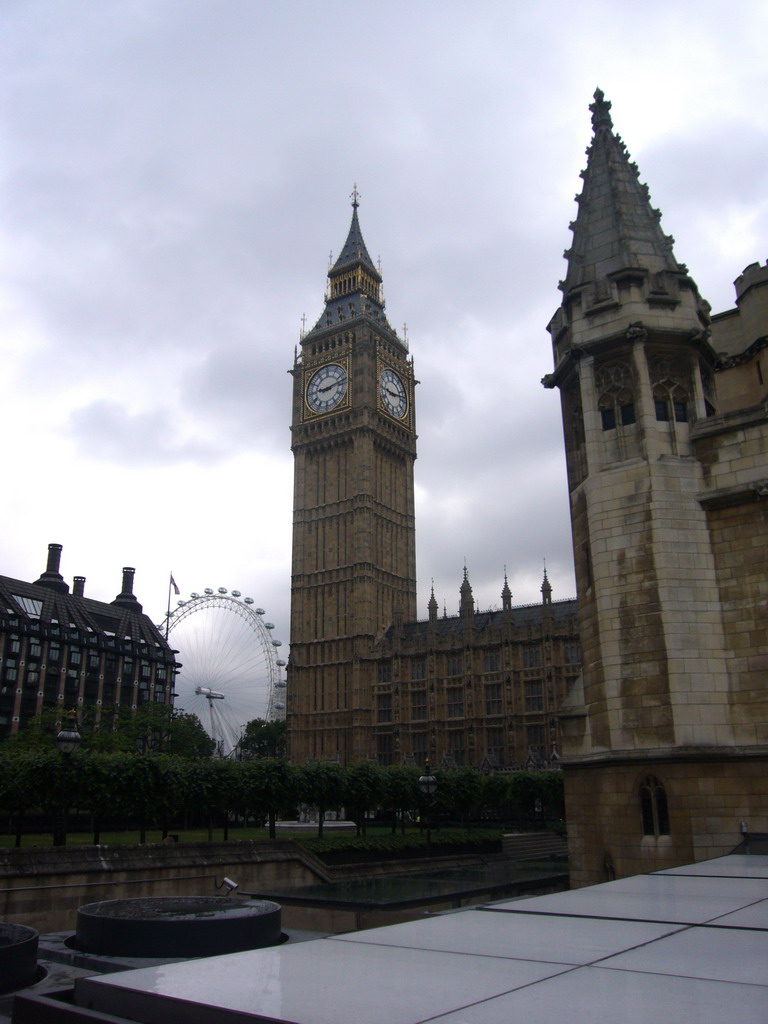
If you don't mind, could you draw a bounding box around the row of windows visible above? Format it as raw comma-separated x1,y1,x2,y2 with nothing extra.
600,396,689,432
375,680,549,722
376,643,577,683
1,655,168,680
375,724,550,767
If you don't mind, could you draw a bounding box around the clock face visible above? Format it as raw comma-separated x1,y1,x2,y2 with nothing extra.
379,368,408,419
306,363,348,413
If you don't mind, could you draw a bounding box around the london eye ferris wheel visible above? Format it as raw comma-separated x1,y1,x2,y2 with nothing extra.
161,588,286,757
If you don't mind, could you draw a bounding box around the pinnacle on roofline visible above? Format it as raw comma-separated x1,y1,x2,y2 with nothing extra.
590,88,613,132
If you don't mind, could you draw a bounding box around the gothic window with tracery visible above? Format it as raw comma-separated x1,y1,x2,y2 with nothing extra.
595,361,636,431
640,775,670,836
649,357,690,424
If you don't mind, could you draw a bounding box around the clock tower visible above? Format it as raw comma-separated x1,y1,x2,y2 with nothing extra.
287,194,417,763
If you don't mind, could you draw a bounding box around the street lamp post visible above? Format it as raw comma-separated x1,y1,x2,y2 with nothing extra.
418,759,438,850
53,710,81,847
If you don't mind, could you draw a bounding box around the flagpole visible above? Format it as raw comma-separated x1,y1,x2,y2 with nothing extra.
165,573,173,641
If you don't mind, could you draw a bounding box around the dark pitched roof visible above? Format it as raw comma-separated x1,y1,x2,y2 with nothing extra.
381,598,578,648
330,203,380,279
562,89,684,298
306,199,399,340
0,574,173,652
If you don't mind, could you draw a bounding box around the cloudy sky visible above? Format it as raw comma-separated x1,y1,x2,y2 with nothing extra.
2,1,766,659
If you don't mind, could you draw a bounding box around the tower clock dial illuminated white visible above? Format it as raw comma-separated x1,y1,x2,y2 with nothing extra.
379,368,407,419
306,363,348,413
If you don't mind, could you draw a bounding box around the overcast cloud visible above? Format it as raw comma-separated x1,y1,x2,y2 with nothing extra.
2,0,767,662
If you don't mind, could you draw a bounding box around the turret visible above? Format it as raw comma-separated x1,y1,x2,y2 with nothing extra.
544,90,719,488
501,571,512,613
459,567,474,620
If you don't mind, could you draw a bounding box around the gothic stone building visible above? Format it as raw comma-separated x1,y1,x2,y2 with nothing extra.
287,200,580,768
367,571,579,770
0,543,178,737
545,91,768,885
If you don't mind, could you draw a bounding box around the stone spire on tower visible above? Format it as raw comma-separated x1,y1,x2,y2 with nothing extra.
541,566,552,605
309,186,392,335
459,566,475,619
547,88,710,371
501,570,512,612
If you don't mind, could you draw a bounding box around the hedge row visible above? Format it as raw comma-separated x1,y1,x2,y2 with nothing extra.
0,750,563,844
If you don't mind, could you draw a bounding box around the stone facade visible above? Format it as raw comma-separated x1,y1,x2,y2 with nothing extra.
287,200,418,764
287,201,581,768
366,574,579,769
546,91,768,885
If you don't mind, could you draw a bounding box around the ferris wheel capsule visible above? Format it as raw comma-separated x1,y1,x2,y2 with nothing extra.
265,622,275,630
232,590,241,597
190,592,200,599
272,639,282,647
244,597,254,605
204,588,214,595
177,600,186,606
255,608,265,615
218,587,228,594
276,659,286,666
273,701,285,710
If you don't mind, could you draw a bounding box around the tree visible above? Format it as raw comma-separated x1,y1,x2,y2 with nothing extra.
343,761,385,836
0,704,215,759
297,760,345,837
239,759,298,837
166,712,216,759
381,764,420,834
237,718,286,760
441,767,484,827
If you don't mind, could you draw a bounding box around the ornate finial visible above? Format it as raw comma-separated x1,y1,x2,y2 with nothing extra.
351,183,360,209
541,561,552,604
300,313,307,338
501,568,512,611
590,88,613,131
402,323,408,343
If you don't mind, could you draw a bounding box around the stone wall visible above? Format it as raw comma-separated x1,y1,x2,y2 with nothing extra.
0,840,327,933
564,755,768,887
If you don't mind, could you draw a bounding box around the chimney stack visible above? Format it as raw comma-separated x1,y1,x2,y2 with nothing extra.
72,576,86,598
111,566,143,612
33,542,70,593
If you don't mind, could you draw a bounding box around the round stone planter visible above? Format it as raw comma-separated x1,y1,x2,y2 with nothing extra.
0,923,40,994
74,897,282,958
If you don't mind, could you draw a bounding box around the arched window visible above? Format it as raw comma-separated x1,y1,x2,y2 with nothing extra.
652,378,689,423
640,775,670,836
595,361,636,431
649,356,691,424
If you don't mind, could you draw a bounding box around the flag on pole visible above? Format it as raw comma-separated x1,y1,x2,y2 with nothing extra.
170,574,180,596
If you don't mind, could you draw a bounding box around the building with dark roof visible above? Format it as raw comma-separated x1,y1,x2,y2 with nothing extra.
0,543,178,737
